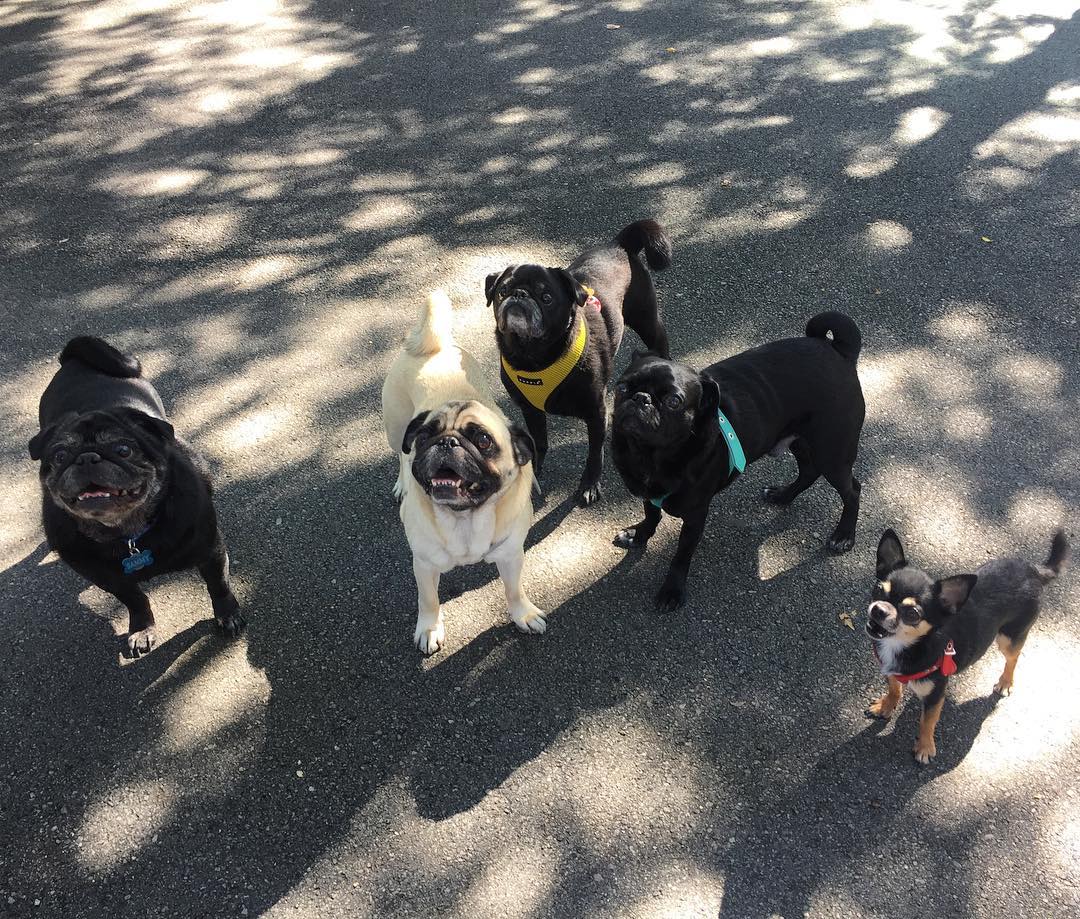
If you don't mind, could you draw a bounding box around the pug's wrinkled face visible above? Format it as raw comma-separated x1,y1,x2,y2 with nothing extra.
402,401,534,511
485,264,587,346
612,353,719,447
30,409,172,526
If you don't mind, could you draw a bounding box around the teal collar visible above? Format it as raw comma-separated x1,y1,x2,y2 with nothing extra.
649,407,746,508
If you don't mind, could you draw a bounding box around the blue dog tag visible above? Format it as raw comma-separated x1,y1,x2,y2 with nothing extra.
122,549,154,575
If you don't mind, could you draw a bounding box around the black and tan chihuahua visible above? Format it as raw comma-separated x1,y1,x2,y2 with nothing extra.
865,528,1069,764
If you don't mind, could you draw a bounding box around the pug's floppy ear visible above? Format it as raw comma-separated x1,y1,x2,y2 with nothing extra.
28,425,57,461
485,267,515,307
119,408,175,443
876,529,907,580
509,423,536,467
555,268,588,307
402,411,431,454
698,374,721,416
934,574,978,614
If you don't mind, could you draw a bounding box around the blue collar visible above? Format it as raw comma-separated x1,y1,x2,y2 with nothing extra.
649,407,746,508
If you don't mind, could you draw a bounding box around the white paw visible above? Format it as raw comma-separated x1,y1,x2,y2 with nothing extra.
510,602,547,635
414,619,445,655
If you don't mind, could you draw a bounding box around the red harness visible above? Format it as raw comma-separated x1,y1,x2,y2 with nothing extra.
874,640,957,683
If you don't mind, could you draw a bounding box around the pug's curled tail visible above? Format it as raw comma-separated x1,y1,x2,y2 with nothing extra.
806,312,862,364
404,290,455,357
1037,528,1070,583
615,219,672,271
59,336,142,377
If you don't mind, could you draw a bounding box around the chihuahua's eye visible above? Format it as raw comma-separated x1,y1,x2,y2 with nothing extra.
51,447,68,464
662,393,683,411
114,444,132,459
541,292,552,304
474,432,493,452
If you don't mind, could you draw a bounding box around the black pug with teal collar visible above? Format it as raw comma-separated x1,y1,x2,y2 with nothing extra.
610,313,865,611
29,336,244,655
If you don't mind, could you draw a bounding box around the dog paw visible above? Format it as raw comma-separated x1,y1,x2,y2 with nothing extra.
654,580,687,613
579,482,602,506
865,696,896,720
414,620,446,655
511,603,547,635
762,485,791,505
912,739,937,765
127,626,157,656
826,533,856,554
216,609,246,639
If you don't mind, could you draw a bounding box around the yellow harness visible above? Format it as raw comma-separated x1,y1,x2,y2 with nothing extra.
501,313,588,411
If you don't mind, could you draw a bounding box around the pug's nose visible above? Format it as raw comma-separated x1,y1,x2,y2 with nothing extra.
76,451,102,466
632,392,652,406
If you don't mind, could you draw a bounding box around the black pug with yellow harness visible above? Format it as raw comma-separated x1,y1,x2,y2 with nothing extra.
486,219,672,505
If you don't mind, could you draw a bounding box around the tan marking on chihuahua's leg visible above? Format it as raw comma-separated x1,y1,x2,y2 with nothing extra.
868,676,902,719
913,697,944,764
994,634,1023,695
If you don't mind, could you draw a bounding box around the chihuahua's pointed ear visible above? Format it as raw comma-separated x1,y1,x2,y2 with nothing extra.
401,411,430,455
934,574,977,614
509,423,536,467
876,529,907,579
555,268,588,307
485,267,515,307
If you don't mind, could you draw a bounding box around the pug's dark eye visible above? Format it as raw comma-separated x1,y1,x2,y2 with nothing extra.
114,444,132,459
662,393,683,411
474,432,493,452
52,447,68,464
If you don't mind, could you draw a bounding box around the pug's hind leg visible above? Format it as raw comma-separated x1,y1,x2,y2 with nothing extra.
412,558,445,654
497,549,547,635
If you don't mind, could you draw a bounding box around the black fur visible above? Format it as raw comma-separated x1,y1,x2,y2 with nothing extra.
486,219,672,505
29,336,244,655
866,528,1069,763
610,313,865,611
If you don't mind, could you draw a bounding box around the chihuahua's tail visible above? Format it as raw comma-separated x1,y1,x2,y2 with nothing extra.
1037,528,1070,583
59,336,142,378
806,312,862,364
615,219,673,271
404,290,455,357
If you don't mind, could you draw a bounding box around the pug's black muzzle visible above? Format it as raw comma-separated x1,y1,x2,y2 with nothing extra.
497,295,545,339
54,455,150,513
413,437,498,510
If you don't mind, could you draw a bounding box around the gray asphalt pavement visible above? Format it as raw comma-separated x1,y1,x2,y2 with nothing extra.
2,2,1079,917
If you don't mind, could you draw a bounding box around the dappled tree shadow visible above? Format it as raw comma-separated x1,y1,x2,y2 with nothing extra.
0,1,1077,917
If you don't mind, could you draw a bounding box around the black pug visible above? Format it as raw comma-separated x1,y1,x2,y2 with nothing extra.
28,336,245,655
866,528,1068,764
611,312,865,611
486,219,672,505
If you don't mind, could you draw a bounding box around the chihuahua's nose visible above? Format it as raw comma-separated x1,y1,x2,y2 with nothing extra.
76,451,102,466
633,392,652,406
868,601,892,622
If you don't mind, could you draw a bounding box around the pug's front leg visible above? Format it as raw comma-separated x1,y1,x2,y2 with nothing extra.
496,548,547,635
655,509,708,613
412,557,445,654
